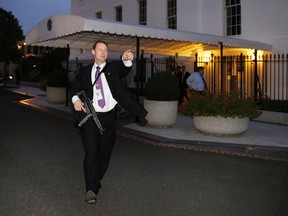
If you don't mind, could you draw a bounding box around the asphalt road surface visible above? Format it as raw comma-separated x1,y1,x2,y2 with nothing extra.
1,90,288,216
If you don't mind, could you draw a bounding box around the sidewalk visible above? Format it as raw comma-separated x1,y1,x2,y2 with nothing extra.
3,83,288,161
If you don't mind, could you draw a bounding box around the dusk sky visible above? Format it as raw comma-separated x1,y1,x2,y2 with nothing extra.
0,0,71,35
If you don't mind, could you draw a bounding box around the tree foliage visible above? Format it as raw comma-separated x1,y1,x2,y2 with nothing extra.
0,8,24,64
39,48,69,78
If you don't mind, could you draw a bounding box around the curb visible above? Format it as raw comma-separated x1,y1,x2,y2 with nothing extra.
117,127,288,162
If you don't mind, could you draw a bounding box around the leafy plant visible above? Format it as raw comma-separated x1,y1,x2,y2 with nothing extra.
145,72,179,101
179,90,262,119
47,69,68,87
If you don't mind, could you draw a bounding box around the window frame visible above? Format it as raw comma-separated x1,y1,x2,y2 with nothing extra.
139,0,147,25
95,11,102,19
115,5,122,22
225,0,241,36
167,0,177,29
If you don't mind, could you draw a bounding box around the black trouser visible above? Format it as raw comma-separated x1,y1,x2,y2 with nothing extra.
80,110,116,194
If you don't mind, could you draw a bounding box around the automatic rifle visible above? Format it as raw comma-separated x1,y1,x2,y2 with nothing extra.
76,90,105,135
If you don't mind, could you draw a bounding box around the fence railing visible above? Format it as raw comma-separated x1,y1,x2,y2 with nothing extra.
134,54,288,112
197,54,288,101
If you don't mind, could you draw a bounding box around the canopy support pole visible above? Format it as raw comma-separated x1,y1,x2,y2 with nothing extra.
219,42,224,94
136,37,140,103
66,44,70,106
135,37,141,123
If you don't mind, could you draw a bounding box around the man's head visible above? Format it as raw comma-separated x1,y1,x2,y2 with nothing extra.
92,40,108,65
197,66,204,74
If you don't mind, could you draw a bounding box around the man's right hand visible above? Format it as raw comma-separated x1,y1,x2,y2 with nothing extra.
74,99,86,112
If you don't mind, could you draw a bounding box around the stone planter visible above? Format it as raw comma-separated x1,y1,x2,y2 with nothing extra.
193,116,249,136
47,86,67,104
144,99,178,128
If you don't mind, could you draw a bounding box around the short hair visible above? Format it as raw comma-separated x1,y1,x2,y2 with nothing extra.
197,66,204,71
92,40,108,49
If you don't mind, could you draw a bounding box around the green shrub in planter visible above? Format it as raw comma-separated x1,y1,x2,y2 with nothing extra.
145,72,179,101
47,69,69,87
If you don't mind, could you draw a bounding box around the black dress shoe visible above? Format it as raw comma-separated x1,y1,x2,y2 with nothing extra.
85,190,97,204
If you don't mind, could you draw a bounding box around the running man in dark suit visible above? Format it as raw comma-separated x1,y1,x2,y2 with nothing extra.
70,40,148,204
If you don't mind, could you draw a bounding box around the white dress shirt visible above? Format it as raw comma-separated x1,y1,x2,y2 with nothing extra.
186,71,206,91
72,59,132,112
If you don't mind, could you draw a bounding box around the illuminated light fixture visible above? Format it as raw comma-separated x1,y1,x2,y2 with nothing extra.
203,56,209,64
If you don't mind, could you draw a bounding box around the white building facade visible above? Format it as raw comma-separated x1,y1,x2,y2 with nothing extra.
64,0,288,100
71,0,288,53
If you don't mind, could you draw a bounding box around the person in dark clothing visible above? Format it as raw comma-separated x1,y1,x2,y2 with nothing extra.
176,65,190,104
181,65,191,101
70,40,148,204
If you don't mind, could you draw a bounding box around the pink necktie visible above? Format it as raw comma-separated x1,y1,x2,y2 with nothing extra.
96,66,105,108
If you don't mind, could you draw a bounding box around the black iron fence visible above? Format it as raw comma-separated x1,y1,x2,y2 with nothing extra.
137,54,288,112
197,54,288,101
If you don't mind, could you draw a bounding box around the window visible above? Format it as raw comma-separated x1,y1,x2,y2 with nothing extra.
167,0,177,29
95,11,102,19
226,0,241,36
139,0,147,25
115,5,122,22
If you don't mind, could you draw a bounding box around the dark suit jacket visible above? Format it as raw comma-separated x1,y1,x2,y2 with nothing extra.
70,61,147,120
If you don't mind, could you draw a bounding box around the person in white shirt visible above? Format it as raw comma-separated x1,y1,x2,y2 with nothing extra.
186,66,207,93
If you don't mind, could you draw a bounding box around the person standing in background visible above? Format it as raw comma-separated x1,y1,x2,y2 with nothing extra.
180,65,190,102
175,65,183,103
186,66,207,94
175,65,190,104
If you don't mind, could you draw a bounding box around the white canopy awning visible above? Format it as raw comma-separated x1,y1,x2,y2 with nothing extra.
25,14,272,57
